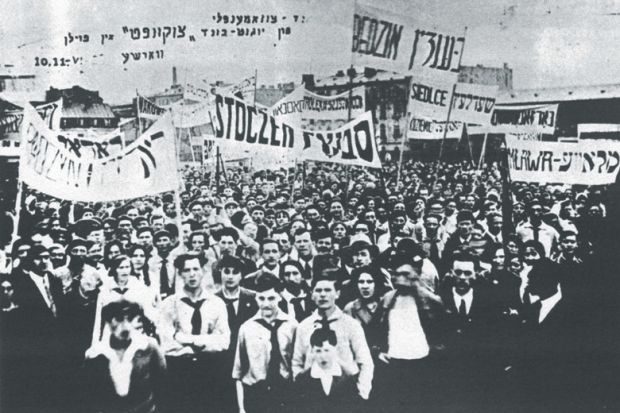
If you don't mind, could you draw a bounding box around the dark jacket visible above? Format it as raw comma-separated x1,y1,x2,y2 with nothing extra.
294,370,360,413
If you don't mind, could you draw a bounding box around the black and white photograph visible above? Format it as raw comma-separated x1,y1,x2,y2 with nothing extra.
1,0,620,411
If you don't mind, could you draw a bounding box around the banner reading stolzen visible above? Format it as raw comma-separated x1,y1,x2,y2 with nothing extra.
505,136,620,185
19,103,178,202
210,94,381,168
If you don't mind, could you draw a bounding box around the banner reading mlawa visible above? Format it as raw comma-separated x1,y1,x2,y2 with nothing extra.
210,94,381,168
506,136,620,185
20,104,178,202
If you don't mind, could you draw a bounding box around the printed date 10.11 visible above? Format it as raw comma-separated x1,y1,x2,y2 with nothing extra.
34,56,83,67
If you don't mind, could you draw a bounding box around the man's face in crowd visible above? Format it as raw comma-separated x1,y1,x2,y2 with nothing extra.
109,312,139,346
223,187,233,198
376,207,387,222
126,208,139,220
246,200,257,211
306,208,320,223
294,231,313,257
256,288,281,319
364,211,377,226
118,219,133,234
262,242,280,267
513,203,525,218
251,209,265,224
265,212,276,228
452,260,476,295
181,258,204,290
71,244,88,259
357,272,376,299
489,215,503,235
486,203,499,217
181,193,190,204
314,237,333,255
312,280,339,311
49,247,66,268
191,234,207,252
392,263,420,289
138,231,153,247
221,266,242,290
560,234,578,255
87,229,105,246
458,219,473,237
588,205,603,218
152,217,165,233
429,203,444,216
455,183,463,193
330,202,344,220
273,233,291,255
464,195,476,210
88,243,104,263
283,264,303,290
529,203,543,222
50,219,62,232
82,211,94,220
32,250,52,273
424,216,440,238
219,235,237,256
244,223,258,240
155,236,172,255
103,222,115,239
354,222,370,236
390,215,406,232
294,198,306,213
191,204,204,218
352,248,372,268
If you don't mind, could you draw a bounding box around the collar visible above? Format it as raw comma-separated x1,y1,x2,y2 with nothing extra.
250,309,290,322
311,307,343,323
282,289,307,301
452,287,473,308
86,333,150,360
221,288,241,300
179,287,211,302
29,271,49,285
539,288,562,322
310,361,342,379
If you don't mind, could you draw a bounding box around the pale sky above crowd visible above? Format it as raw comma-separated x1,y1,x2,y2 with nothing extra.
2,0,620,103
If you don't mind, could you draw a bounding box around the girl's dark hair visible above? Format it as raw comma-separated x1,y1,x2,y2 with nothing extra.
108,255,131,281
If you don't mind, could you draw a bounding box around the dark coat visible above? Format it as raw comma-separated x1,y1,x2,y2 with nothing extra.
294,370,360,413
216,287,258,347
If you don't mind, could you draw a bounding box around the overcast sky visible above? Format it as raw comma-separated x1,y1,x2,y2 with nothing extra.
2,0,620,103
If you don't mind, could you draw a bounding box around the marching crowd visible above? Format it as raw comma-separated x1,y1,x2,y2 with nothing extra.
1,158,619,413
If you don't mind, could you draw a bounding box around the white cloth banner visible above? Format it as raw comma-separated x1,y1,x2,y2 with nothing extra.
271,86,366,130
20,104,178,202
351,3,466,76
506,136,620,185
451,83,498,125
489,103,558,135
408,117,463,140
211,94,381,168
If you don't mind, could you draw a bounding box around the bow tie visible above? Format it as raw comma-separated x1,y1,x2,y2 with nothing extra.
113,287,128,295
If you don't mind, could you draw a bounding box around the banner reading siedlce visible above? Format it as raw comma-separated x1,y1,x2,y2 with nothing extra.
505,136,620,185
19,103,179,202
209,94,381,168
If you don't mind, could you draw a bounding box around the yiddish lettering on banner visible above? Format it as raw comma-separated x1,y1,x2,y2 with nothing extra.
351,3,465,75
408,117,463,140
211,94,381,168
19,104,178,202
451,83,497,125
505,136,620,185
489,104,558,135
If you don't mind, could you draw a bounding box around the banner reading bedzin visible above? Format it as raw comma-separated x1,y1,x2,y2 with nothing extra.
20,104,178,202
505,136,620,185
210,94,381,168
351,3,465,76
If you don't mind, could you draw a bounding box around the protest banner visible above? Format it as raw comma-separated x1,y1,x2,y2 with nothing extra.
183,82,212,102
216,75,257,103
19,103,178,202
351,3,465,76
505,135,620,185
56,128,125,160
488,103,558,135
271,85,366,130
408,117,463,140
211,94,381,168
451,83,497,125
1,98,63,134
578,123,620,140
136,94,168,120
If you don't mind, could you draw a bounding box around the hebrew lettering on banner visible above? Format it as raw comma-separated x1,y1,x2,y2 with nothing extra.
450,83,498,125
19,104,178,202
408,117,463,140
505,135,620,185
210,94,381,168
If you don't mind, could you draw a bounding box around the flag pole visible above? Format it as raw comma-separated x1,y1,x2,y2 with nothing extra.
478,132,489,169
397,76,413,187
253,69,258,107
438,26,468,163
10,180,23,246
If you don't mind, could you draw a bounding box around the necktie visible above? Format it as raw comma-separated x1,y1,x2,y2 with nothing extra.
43,278,57,317
290,297,305,322
522,291,531,305
160,258,172,296
533,225,540,242
458,298,467,317
181,298,206,335
223,297,238,325
429,239,440,263
113,287,128,295
255,319,285,385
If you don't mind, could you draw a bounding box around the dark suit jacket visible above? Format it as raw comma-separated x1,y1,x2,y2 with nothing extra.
294,370,360,413
216,287,257,346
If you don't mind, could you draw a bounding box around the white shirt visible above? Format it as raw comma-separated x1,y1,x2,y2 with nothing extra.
387,295,430,360
29,272,53,309
519,265,532,302
452,287,473,315
310,361,343,396
538,289,562,323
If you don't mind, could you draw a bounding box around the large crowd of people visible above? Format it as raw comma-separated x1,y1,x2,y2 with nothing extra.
1,157,619,413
